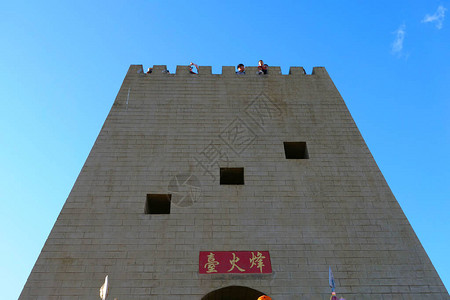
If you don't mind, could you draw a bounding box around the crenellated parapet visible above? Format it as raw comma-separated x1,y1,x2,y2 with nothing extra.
127,64,329,78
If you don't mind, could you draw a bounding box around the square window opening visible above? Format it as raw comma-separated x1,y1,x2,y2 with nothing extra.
220,168,244,185
284,142,309,159
145,194,171,214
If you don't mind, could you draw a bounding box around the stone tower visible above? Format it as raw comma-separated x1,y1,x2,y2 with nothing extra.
19,64,448,299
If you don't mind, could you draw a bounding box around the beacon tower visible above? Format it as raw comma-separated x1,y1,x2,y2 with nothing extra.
19,64,448,299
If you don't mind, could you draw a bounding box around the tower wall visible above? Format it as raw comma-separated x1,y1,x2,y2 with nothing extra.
19,65,448,299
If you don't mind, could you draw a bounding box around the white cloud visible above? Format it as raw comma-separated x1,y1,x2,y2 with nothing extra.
392,24,406,56
422,5,447,29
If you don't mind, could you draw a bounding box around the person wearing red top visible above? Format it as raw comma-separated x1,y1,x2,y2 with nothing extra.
258,59,268,74
189,62,199,74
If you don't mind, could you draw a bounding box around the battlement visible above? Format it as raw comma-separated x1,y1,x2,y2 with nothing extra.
128,64,329,78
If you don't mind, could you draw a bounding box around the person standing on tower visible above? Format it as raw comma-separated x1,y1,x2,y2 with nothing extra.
257,60,268,74
189,62,199,74
236,63,246,74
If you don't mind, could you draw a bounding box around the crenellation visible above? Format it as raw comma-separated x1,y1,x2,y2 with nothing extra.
150,65,170,76
243,66,259,75
221,66,235,75
136,64,318,76
175,65,192,76
129,64,143,75
269,66,282,75
312,66,330,78
198,65,212,75
289,66,307,75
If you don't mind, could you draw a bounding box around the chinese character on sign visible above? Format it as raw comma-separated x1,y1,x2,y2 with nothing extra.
204,252,219,273
199,251,271,274
227,253,245,272
249,251,266,273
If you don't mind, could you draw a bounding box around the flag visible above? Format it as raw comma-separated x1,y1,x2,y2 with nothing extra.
100,275,109,300
329,266,336,292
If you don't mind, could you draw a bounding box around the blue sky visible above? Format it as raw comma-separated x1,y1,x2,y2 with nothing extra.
1,1,449,298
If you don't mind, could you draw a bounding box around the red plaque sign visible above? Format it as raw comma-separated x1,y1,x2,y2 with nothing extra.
199,251,272,274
